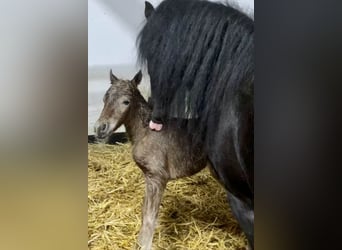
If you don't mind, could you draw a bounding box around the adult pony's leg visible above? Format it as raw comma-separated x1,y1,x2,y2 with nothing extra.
208,141,254,249
206,102,254,248
209,149,254,249
228,193,254,249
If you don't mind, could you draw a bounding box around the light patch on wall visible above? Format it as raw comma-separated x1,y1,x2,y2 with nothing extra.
88,0,137,66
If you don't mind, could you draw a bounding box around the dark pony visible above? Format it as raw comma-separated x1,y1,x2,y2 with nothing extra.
137,0,254,248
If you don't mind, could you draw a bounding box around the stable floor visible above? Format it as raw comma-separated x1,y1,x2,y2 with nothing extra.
88,143,247,249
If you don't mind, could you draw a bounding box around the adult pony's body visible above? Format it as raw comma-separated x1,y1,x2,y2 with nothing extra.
138,0,254,248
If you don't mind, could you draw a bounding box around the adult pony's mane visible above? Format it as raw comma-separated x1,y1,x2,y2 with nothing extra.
137,1,254,246
137,0,254,140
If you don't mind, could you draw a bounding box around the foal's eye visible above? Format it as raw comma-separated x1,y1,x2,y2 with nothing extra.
123,100,130,105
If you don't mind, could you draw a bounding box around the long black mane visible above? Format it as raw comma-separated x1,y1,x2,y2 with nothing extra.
137,0,254,247
137,0,253,136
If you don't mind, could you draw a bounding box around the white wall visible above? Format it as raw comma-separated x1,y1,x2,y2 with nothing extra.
88,0,253,66
88,0,254,134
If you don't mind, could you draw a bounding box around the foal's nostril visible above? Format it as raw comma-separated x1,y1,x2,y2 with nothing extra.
95,122,108,137
100,123,107,133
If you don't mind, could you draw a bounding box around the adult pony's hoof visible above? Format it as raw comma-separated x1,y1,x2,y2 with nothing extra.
149,120,163,131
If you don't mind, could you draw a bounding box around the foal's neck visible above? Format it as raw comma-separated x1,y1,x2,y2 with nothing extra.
123,92,151,144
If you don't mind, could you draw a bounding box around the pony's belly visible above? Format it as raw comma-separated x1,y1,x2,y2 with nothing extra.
167,155,207,180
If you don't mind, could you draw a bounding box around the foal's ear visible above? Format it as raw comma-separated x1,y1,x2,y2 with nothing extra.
110,69,118,83
144,1,155,19
131,70,142,86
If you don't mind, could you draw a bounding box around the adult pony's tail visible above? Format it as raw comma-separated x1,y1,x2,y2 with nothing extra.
137,0,254,141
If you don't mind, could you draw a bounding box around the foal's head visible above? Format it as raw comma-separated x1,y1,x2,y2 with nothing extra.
94,70,142,139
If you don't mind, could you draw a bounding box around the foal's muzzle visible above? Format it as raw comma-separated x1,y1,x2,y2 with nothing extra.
94,121,109,139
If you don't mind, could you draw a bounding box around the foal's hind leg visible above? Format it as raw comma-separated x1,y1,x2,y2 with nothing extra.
137,175,167,250
228,193,254,250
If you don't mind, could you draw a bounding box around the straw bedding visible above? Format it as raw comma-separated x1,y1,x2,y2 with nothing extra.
88,142,247,249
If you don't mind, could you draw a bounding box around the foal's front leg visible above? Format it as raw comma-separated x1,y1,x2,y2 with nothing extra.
137,175,167,250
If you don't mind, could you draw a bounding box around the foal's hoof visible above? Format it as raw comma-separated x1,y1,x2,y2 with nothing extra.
149,120,163,131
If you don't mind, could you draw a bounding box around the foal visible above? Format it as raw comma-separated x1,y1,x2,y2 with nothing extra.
94,70,207,250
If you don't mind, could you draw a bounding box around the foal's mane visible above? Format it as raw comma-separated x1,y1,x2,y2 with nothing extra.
129,84,152,128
